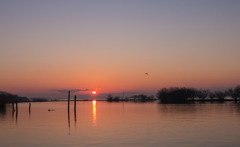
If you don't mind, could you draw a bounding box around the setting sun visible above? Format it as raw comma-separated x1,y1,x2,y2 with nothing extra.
92,91,96,94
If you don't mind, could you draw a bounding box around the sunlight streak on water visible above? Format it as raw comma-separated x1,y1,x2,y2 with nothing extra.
92,100,97,126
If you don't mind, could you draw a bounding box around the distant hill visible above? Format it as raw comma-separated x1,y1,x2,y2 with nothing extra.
0,91,11,96
0,91,29,103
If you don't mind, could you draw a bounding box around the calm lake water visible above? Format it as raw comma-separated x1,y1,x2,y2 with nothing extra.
1,101,240,147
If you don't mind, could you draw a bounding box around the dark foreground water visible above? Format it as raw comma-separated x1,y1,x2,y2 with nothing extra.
1,101,240,147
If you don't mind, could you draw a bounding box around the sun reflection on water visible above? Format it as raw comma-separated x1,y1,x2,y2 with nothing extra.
92,100,97,126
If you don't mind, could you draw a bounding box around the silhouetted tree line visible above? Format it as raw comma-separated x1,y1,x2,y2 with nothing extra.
106,94,120,102
31,98,49,102
157,87,195,103
0,93,29,107
157,85,240,103
0,94,7,107
106,94,156,102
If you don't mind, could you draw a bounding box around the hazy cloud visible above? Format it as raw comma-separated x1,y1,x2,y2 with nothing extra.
49,89,93,94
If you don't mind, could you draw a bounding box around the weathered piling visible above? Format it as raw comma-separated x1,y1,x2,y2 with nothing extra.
74,95,76,124
68,91,70,114
29,103,31,113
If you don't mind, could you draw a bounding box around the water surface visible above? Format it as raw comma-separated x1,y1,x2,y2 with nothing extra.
1,101,240,147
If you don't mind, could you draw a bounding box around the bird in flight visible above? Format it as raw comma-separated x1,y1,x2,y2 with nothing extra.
145,73,148,75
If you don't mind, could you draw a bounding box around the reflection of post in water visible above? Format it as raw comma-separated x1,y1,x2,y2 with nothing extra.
92,100,97,126
15,101,18,124
68,111,70,135
122,101,124,114
16,108,18,124
68,109,70,129
12,102,14,118
12,102,14,111
16,101,18,113
122,91,124,112
74,95,76,125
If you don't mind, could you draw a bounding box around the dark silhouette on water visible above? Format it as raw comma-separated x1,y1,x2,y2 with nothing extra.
105,86,240,103
196,89,209,101
12,103,14,118
16,101,18,113
157,85,240,103
226,86,240,101
157,87,193,103
29,103,31,113
214,91,225,101
68,91,70,132
31,98,49,102
16,104,18,124
106,94,156,102
48,109,55,111
106,94,118,102
0,92,29,108
0,107,6,117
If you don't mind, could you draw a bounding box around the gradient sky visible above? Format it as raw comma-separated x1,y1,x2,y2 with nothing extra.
1,0,240,99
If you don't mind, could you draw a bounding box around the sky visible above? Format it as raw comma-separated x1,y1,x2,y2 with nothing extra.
1,0,240,99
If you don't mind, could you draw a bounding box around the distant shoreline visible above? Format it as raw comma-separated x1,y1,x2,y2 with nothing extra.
7,98,240,104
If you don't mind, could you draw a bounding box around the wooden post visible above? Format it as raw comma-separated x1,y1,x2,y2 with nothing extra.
16,101,18,112
74,95,76,124
68,91,70,113
29,103,31,113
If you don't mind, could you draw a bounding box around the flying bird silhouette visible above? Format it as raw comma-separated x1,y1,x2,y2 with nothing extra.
145,73,148,75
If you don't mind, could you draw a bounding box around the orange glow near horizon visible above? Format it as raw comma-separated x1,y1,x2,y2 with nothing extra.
1,1,240,98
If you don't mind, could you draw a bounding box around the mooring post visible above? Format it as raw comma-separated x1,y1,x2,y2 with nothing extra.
29,103,31,113
68,91,70,114
16,101,18,112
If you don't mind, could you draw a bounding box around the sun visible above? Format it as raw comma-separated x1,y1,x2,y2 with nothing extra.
92,91,96,94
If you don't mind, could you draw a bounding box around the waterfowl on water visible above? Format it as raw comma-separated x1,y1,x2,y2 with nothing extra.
48,109,55,111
